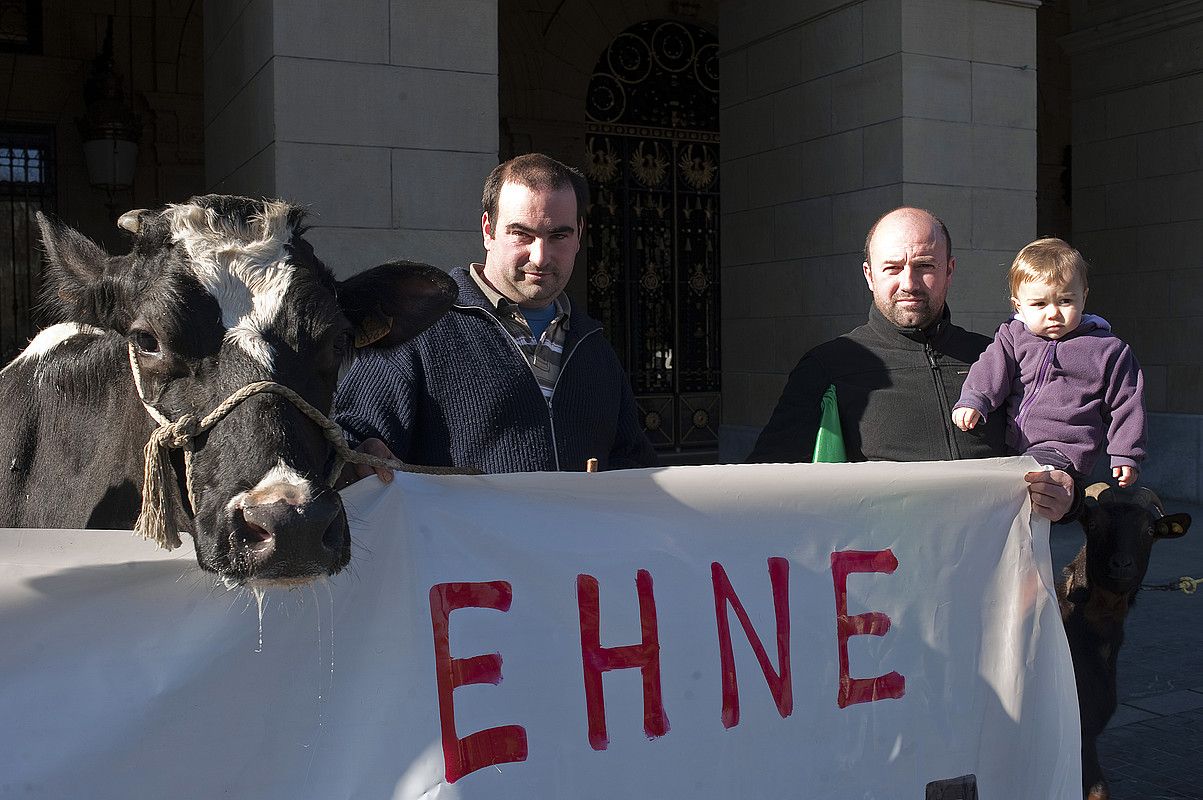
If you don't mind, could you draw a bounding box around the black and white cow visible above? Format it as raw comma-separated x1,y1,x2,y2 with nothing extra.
0,195,456,584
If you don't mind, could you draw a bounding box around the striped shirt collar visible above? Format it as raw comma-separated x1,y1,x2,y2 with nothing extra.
468,262,571,327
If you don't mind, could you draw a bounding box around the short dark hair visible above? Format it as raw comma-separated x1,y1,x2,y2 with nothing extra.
481,153,590,224
863,207,953,265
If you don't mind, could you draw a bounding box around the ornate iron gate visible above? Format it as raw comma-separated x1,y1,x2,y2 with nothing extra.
0,127,56,363
584,20,720,455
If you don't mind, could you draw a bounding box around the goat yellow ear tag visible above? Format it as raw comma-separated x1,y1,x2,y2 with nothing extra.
354,309,393,348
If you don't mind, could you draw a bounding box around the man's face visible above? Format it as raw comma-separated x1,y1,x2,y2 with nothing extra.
481,181,581,309
862,211,955,329
1012,276,1087,339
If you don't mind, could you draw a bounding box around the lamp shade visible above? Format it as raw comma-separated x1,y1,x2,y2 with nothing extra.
82,137,138,191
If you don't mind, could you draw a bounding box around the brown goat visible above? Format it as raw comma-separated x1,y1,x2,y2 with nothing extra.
1056,483,1191,800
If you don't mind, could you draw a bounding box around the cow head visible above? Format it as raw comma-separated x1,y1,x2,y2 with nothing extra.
1080,482,1191,594
36,195,456,585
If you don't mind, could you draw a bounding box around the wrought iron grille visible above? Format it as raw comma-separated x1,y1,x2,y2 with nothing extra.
585,20,720,453
0,127,56,363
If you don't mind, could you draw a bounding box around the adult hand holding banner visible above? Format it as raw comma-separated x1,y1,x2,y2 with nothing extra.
0,458,1080,799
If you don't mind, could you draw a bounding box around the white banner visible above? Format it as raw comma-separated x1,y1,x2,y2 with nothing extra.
0,458,1079,799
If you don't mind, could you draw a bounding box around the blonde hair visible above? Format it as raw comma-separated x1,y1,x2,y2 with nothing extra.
1009,238,1089,297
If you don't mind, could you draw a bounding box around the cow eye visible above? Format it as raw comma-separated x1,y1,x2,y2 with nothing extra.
129,329,161,355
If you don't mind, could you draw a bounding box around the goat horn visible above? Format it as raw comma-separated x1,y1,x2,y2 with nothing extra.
117,209,147,234
1085,481,1111,500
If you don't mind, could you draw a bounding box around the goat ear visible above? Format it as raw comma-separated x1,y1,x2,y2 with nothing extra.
36,212,124,327
338,261,457,349
1155,513,1191,539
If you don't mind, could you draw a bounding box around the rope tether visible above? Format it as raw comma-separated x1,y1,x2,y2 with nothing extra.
128,346,450,550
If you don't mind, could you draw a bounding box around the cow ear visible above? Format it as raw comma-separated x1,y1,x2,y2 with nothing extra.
36,212,122,327
1155,513,1191,539
338,261,457,349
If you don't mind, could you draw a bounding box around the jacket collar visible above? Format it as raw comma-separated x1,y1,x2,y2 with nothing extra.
449,266,601,338
866,302,952,349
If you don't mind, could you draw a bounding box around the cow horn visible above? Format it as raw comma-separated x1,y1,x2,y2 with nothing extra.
118,209,147,234
1085,481,1111,501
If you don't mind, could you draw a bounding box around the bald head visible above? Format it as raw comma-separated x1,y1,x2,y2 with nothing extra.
862,207,956,329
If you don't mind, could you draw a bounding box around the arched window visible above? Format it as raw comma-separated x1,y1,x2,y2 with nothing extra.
585,20,720,457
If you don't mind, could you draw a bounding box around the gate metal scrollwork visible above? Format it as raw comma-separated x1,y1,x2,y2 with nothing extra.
585,19,720,455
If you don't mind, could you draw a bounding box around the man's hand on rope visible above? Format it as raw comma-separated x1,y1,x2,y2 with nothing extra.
338,437,396,488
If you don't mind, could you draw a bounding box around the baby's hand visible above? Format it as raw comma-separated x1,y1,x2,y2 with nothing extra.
952,407,982,431
1113,465,1139,487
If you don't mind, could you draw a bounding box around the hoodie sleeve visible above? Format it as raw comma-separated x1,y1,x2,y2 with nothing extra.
954,323,1017,417
1104,341,1147,469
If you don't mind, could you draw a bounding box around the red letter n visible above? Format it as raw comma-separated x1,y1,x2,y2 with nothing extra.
429,581,528,783
830,550,906,709
712,558,792,728
577,570,669,751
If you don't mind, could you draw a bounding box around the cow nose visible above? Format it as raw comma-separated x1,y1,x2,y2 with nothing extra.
236,495,344,573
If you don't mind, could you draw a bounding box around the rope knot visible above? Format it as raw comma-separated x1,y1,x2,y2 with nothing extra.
162,414,200,449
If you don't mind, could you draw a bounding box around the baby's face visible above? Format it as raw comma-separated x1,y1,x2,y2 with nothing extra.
1012,276,1087,339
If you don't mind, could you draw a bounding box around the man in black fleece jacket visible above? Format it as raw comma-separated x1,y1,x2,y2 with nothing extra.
748,207,1075,521
335,153,655,476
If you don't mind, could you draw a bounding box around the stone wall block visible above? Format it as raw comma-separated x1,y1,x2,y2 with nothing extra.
1071,186,1106,232
203,0,255,60
772,196,834,260
392,148,496,232
306,226,479,279
1136,220,1203,274
901,0,970,60
203,0,271,126
1168,368,1203,416
747,27,804,97
970,0,1035,67
275,143,391,228
720,47,750,109
971,62,1036,129
902,117,973,185
723,208,776,266
970,188,1034,252
832,184,904,253
747,145,804,207
391,0,496,73
801,129,864,198
944,249,1014,317
773,79,833,148
275,0,388,64
1073,228,1138,275
1071,96,1108,144
720,94,775,160
1107,72,1203,139
1138,123,1203,178
972,125,1035,190
1074,136,1138,189
863,0,902,62
863,118,903,186
901,183,971,250
204,60,275,187
902,53,971,123
831,55,902,132
274,59,496,151
797,5,863,83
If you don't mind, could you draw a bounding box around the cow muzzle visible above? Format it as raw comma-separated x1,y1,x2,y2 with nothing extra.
228,491,348,584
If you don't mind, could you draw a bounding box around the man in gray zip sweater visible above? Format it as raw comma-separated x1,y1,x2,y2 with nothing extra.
335,153,656,476
748,206,1076,521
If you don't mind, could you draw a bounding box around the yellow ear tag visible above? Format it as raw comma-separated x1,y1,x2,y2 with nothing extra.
354,310,393,348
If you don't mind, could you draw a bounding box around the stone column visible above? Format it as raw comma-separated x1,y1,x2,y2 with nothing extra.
203,0,499,277
718,0,1038,460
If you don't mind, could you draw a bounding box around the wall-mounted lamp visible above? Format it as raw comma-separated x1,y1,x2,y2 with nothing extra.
78,18,140,195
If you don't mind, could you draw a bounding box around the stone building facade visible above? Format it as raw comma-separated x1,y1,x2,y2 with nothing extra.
1,0,1201,498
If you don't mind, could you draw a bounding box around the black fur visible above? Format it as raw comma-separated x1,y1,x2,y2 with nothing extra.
1,196,456,584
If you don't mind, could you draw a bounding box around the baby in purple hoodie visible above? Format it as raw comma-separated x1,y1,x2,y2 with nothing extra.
952,238,1146,486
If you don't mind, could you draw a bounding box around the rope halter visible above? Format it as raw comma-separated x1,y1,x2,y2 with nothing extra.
126,345,429,551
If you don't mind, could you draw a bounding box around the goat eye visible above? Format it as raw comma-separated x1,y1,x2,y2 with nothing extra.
130,329,160,355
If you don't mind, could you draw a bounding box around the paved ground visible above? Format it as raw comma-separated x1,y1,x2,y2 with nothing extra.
1048,498,1203,800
